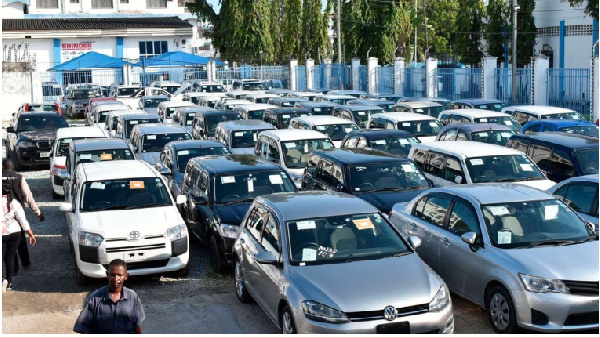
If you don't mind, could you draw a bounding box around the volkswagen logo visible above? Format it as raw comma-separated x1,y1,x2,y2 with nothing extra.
129,231,141,239
383,306,397,321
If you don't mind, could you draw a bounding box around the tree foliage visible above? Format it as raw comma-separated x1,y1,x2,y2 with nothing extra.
515,0,536,67
300,0,329,62
281,0,303,61
454,0,486,66
486,0,510,65
425,0,459,61
568,0,599,20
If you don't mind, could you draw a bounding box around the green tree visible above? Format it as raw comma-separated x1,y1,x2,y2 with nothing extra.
300,0,328,61
486,0,510,65
281,0,303,61
568,0,599,20
269,0,284,63
515,0,536,67
425,0,459,61
454,0,486,66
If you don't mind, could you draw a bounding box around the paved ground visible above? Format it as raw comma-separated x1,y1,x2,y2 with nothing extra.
1,123,495,334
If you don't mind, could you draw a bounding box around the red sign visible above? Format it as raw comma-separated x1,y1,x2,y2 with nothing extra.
61,43,92,51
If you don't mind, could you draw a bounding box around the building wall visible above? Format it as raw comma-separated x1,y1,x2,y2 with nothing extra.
3,2,26,18
2,72,32,121
2,39,54,70
29,0,191,14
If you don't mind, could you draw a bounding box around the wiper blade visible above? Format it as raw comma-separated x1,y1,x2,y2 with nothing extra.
494,178,518,182
122,202,171,210
527,240,576,248
571,236,598,245
518,177,543,181
222,198,254,205
369,187,404,192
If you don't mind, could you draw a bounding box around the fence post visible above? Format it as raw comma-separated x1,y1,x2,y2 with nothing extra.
323,58,332,90
367,57,378,94
482,57,497,99
206,61,214,82
425,57,437,97
394,57,405,95
531,55,549,105
592,55,599,122
290,59,298,91
306,58,315,90
122,64,131,86
351,58,361,91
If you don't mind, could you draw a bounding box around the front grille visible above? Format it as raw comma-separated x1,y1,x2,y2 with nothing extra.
36,141,51,149
103,259,169,271
105,235,165,242
346,304,429,322
564,312,599,326
563,280,599,296
105,243,166,253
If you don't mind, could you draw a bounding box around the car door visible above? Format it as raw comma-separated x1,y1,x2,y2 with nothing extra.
66,173,80,246
424,152,449,186
239,206,268,297
64,152,73,201
311,160,331,190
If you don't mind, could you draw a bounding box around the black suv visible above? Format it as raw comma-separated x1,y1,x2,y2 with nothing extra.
180,155,296,272
6,112,69,169
301,148,432,214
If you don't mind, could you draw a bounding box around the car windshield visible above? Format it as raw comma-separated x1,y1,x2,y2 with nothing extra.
117,88,137,96
278,112,311,128
559,125,599,138
311,107,334,115
184,113,196,126
56,137,87,157
161,85,180,94
474,116,521,132
466,155,546,183
142,133,191,152
282,139,335,168
287,212,410,265
17,115,68,132
242,82,268,91
199,85,225,93
543,112,584,120
189,96,202,105
206,114,243,137
349,162,430,193
471,130,516,146
144,98,168,108
396,120,442,137
125,119,161,138
214,171,295,204
414,106,445,118
482,199,595,249
231,130,268,148
254,97,270,104
368,136,420,156
352,110,382,128
330,99,351,105
473,103,506,112
75,149,134,166
176,147,230,173
72,90,100,99
245,110,265,120
314,123,359,141
574,149,599,175
80,177,172,212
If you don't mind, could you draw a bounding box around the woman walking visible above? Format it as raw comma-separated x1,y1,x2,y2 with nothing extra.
2,182,36,291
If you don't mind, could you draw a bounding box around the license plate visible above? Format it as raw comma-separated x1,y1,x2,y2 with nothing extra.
40,152,51,158
376,322,409,334
123,252,146,262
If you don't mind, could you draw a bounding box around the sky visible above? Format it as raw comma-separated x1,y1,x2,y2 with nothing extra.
206,0,327,12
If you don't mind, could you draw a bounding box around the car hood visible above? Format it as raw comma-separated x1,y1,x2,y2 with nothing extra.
502,241,599,281
213,203,253,226
512,179,556,191
79,206,182,238
19,130,56,141
230,148,255,155
139,152,160,165
289,253,440,312
356,189,426,214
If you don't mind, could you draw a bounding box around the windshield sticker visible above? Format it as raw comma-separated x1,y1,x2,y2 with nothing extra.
221,176,236,184
488,206,510,216
235,132,244,137
402,122,411,126
147,135,156,140
353,218,375,230
253,133,258,141
477,132,488,137
269,174,284,184
497,231,511,244
129,181,145,189
373,140,386,145
282,115,290,119
285,142,296,148
80,154,92,160
373,214,383,223
429,122,438,127
358,111,366,115
302,248,317,261
501,132,512,137
62,138,73,143
178,150,190,156
399,138,410,145
315,126,327,131
402,164,417,172
479,118,488,123
90,182,105,190
504,121,512,126
470,159,484,166
130,120,139,124
100,153,112,161
296,220,316,230
317,246,337,258
247,177,254,192
544,205,559,220
520,163,534,172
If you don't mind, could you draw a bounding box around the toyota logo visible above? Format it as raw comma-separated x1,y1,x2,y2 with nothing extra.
129,231,141,239
383,306,397,321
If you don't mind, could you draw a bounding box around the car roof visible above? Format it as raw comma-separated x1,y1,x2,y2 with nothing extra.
327,90,367,95
237,104,277,111
18,112,64,118
79,160,158,181
152,81,180,86
265,107,311,114
270,97,307,102
200,110,239,117
440,123,513,132
370,112,436,121
178,107,217,114
347,129,413,139
524,119,597,127
337,105,386,112
247,93,279,98
403,96,450,102
257,191,378,221
312,148,407,165
186,92,219,97
510,132,599,149
166,140,227,150
413,141,521,157
348,100,396,106
72,138,130,151
260,129,330,141
97,104,129,112
191,154,283,174
430,183,554,205
291,115,354,125
158,101,196,108
218,120,276,130
225,99,253,105
296,101,339,107
57,126,106,138
319,94,357,99
143,95,170,99
107,110,143,117
121,113,159,120
503,105,577,114
132,123,190,134
291,92,322,96
440,109,508,117
452,98,504,104
396,101,443,108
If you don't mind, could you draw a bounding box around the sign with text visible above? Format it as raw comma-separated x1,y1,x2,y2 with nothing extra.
61,43,93,63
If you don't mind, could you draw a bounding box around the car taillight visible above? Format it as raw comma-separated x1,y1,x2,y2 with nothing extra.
53,164,66,170
55,103,61,114
25,104,29,111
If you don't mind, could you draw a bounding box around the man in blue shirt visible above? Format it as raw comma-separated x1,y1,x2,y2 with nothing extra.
74,259,145,334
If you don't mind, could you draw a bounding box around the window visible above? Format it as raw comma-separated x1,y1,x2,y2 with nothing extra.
514,112,533,125
139,40,168,58
261,215,281,255
418,195,451,227
439,114,451,125
120,0,128,3
551,149,576,177
448,200,481,237
425,152,445,176
344,135,359,148
146,0,166,7
70,0,79,3
562,183,597,215
246,208,266,241
198,171,208,192
456,130,469,141
413,197,428,217
37,0,58,8
356,137,368,148
92,0,112,8
444,157,465,183
178,0,194,6
524,123,542,134
440,129,457,141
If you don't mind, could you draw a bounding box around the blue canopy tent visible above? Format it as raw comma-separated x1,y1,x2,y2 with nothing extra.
136,51,225,67
47,51,132,71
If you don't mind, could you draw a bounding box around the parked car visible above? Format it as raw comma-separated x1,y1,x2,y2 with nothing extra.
347,99,396,112
67,87,102,118
289,91,323,101
263,107,312,129
254,129,335,188
18,102,61,114
182,92,211,105
59,160,189,285
149,80,182,95
288,115,359,148
85,97,117,120
294,101,339,116
173,107,208,132
409,141,555,189
198,96,223,108
115,113,162,141
245,93,279,104
436,123,516,146
231,79,268,91
361,93,405,103
215,120,276,154
267,96,308,108
233,191,454,333
389,183,598,333
341,129,420,157
438,109,521,132
105,110,144,137
180,155,296,272
547,174,599,231
395,101,446,118
192,110,242,140
316,94,357,105
400,97,452,110
227,90,258,100
302,148,432,214
6,112,69,170
110,83,141,98
326,89,367,98
522,119,599,138
368,112,443,143
216,99,254,110
503,105,585,126
87,103,130,127
193,82,226,93
129,124,192,165
450,98,506,112
507,133,599,182
42,81,66,110
156,101,196,124
235,104,278,120
139,95,170,114
265,88,295,96
332,105,385,129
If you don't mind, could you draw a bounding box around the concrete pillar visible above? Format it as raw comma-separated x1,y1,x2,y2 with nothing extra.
367,57,378,94
482,57,498,99
207,61,216,83
290,59,298,91
394,57,405,95
592,55,599,122
351,58,361,91
531,55,550,105
122,64,131,86
425,57,437,97
306,58,315,90
323,58,332,90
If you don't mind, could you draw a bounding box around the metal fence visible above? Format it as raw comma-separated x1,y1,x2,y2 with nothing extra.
375,66,394,94
359,65,368,92
40,69,123,88
494,68,531,105
312,64,351,91
296,65,306,91
403,67,426,97
436,68,482,101
131,67,208,86
215,65,290,88
547,68,591,118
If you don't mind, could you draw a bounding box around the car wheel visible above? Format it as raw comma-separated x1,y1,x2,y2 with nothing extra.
74,258,90,286
209,235,226,273
52,191,62,200
487,285,519,334
234,258,252,303
280,304,297,334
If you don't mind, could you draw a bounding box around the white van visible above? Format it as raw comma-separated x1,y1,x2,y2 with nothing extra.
501,105,585,125
288,115,359,147
156,101,196,124
368,112,443,143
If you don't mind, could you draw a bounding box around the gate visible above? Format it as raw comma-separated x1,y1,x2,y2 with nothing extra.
494,68,531,105
296,65,306,91
359,65,368,92
436,68,482,101
403,68,426,97
547,69,591,118
375,66,394,94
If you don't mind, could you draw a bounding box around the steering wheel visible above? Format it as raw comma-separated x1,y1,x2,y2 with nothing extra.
358,183,375,190
291,242,320,257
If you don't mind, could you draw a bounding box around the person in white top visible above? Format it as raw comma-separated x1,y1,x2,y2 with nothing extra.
2,182,36,291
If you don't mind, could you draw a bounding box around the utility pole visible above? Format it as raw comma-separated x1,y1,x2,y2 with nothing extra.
414,0,418,65
337,0,342,65
512,0,519,105
423,0,429,60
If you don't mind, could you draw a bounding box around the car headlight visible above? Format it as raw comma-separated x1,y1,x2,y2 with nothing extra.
519,273,569,293
217,223,239,239
301,300,350,323
165,223,188,241
429,283,450,312
78,231,103,247
17,141,35,148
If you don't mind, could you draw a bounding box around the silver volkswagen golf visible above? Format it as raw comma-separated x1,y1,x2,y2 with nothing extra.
390,183,599,333
232,191,454,334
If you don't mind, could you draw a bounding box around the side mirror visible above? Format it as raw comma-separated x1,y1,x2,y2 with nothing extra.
336,183,346,192
408,235,421,249
176,195,186,205
254,250,278,265
192,195,208,205
6,126,15,133
461,232,478,246
59,202,73,212
454,176,463,184
159,166,172,176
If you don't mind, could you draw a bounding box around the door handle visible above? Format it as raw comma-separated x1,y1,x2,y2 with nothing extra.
441,237,450,246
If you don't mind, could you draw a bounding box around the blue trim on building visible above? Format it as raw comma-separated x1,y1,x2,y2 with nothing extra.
593,19,599,56
116,37,123,59
559,20,565,69
53,38,62,84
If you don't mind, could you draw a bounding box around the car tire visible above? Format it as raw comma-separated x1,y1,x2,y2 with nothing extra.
209,235,226,273
280,304,297,334
74,258,90,286
52,191,62,200
234,258,252,304
487,285,519,334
